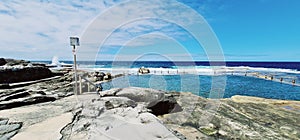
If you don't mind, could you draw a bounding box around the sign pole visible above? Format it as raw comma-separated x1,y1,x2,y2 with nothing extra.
70,37,80,95
73,45,78,95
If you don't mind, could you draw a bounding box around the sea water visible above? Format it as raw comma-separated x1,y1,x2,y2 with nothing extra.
35,60,300,100
101,74,300,101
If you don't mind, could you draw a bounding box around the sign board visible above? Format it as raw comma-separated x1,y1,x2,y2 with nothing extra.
70,37,80,46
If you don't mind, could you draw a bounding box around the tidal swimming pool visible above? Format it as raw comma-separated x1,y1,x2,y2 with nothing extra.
102,75,300,101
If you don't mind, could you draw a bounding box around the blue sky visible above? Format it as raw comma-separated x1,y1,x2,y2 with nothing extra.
0,0,299,61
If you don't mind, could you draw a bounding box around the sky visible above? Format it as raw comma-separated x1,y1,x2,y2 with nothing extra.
0,0,299,61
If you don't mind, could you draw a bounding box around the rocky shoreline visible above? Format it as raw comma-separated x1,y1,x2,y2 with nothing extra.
0,87,299,140
0,58,299,139
0,58,59,85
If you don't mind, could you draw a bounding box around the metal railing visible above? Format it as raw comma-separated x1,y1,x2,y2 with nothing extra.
76,74,103,95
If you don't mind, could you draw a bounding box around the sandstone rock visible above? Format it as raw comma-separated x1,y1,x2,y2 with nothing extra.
138,67,150,74
115,87,165,108
148,94,182,116
160,92,300,140
0,71,74,111
31,63,46,67
60,93,180,140
0,123,22,135
199,125,217,136
1,73,299,140
101,87,181,116
4,59,30,66
100,88,122,97
0,130,18,140
103,73,111,80
0,66,54,84
100,97,137,109
0,91,30,101
0,121,22,140
0,119,8,125
0,95,56,110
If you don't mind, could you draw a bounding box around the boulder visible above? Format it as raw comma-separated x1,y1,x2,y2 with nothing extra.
100,97,137,109
138,67,150,74
101,87,182,115
104,73,112,80
0,58,6,66
100,88,123,97
0,66,54,84
60,93,180,140
115,87,165,108
4,59,30,66
93,72,105,81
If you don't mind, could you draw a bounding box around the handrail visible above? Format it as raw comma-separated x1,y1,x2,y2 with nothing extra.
78,75,102,95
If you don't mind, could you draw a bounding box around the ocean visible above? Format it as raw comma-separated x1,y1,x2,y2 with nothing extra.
49,61,300,70
37,61,300,100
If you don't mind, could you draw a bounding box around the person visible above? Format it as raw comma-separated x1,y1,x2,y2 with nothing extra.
292,79,296,85
96,83,103,95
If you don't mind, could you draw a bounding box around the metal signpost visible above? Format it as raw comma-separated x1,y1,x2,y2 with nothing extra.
70,37,80,95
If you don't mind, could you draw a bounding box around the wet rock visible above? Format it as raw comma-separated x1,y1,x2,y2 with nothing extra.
0,91,30,101
31,63,46,67
4,59,30,66
0,84,10,89
138,67,150,74
0,66,54,84
0,95,56,110
103,73,111,80
98,72,106,81
0,58,6,66
0,71,73,110
93,72,105,81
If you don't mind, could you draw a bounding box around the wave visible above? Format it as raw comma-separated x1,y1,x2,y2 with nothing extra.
225,66,300,74
77,64,300,75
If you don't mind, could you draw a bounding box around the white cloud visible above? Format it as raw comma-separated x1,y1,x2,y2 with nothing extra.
0,0,108,60
0,0,222,61
78,0,217,61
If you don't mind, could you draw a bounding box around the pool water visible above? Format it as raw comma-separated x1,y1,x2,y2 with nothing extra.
102,75,300,101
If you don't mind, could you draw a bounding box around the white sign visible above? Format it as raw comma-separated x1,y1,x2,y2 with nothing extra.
70,37,80,46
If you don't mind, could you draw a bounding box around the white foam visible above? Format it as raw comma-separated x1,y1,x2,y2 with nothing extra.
51,56,61,66
47,56,73,69
76,65,300,76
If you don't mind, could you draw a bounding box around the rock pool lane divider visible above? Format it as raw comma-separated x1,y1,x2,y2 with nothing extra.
240,72,300,87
